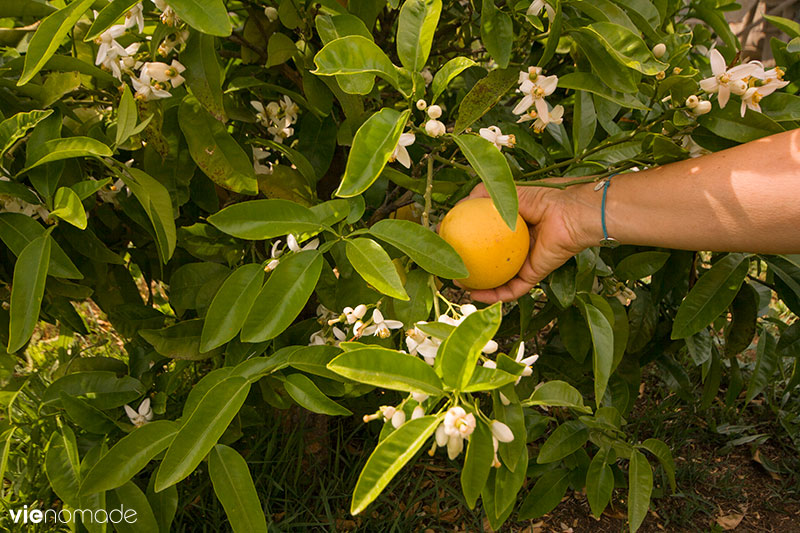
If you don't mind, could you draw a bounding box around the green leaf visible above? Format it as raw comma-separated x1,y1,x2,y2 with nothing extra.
179,95,258,195
287,345,345,381
763,14,800,38
462,365,518,392
745,331,778,405
108,481,159,533
18,0,95,86
437,303,502,390
140,319,220,360
452,134,518,230
639,438,676,493
147,472,178,533
0,109,53,156
208,199,322,240
119,167,177,264
345,238,409,300
577,299,614,408
525,380,591,413
242,250,324,342
45,427,81,508
368,219,468,279
209,445,268,533
283,373,352,416
698,103,784,143
115,84,140,147
586,450,614,517
628,449,653,532
42,371,144,409
517,468,571,519
759,93,800,122
480,0,513,68
336,108,410,197
725,282,758,355
0,213,82,279
50,187,87,229
574,22,667,76
573,90,597,154
614,251,670,280
396,0,441,71
168,0,231,36
155,376,250,491
454,67,518,133
7,233,50,352
60,391,117,434
461,420,493,509
81,421,179,495
327,347,444,395
70,178,112,201
431,57,477,102
672,253,749,339
778,322,800,357
351,415,442,514
0,0,55,17
200,264,264,351
20,137,112,174
314,14,375,94
182,32,226,121
85,0,140,41
537,420,590,463
313,36,400,92
571,31,639,93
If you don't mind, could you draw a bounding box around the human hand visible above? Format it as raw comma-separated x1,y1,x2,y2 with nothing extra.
465,181,596,303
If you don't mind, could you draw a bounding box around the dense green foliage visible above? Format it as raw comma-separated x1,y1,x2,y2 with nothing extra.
0,0,799,531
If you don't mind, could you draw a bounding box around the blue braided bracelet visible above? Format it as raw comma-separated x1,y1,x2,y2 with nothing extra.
598,174,620,248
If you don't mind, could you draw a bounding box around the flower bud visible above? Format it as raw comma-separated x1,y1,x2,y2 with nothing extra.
655,70,666,80
424,119,446,137
490,420,515,443
652,43,666,59
411,405,425,420
692,100,712,115
416,99,427,110
391,410,406,428
411,391,428,403
685,95,699,109
264,6,279,21
482,340,498,354
426,104,442,119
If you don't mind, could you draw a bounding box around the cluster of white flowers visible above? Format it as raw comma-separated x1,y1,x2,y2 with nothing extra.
483,341,539,397
363,392,427,429
251,96,300,143
0,177,49,219
406,304,499,365
93,1,189,101
513,67,563,133
421,102,446,137
699,49,789,117
265,233,319,273
309,303,404,346
124,397,153,427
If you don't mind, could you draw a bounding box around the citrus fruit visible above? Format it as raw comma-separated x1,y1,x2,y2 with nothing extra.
438,197,529,290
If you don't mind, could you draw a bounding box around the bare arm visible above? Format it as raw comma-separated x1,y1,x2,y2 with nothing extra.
469,128,800,303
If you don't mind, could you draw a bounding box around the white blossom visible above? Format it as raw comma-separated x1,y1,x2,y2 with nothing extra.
264,5,279,21
286,233,319,253
131,71,172,101
691,100,712,116
391,409,406,428
362,309,403,338
343,304,368,324
652,43,666,59
416,99,427,110
142,60,186,88
389,132,415,168
406,326,441,364
153,0,179,25
699,49,761,108
158,30,189,56
94,24,127,67
124,398,153,427
411,405,425,420
526,0,555,19
124,3,145,33
426,104,442,119
513,66,558,118
740,79,790,117
479,126,516,150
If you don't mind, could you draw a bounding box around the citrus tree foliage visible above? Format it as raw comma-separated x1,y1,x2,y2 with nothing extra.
1,0,799,531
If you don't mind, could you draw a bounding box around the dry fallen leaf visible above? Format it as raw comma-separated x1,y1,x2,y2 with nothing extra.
716,513,744,530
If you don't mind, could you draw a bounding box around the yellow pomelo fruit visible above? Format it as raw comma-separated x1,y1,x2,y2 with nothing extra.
438,197,529,290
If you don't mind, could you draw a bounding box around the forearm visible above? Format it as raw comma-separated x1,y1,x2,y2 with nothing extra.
570,129,800,253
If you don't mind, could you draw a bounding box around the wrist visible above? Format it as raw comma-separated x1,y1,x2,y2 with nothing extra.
559,182,605,250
